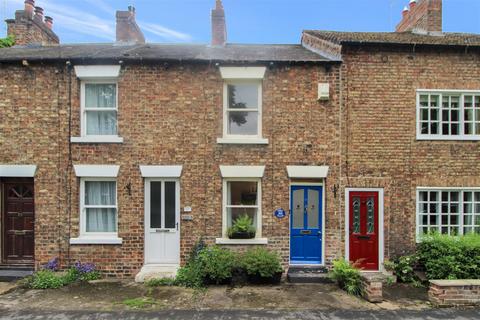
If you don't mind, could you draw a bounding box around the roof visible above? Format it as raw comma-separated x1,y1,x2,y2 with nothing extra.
0,43,331,63
304,30,480,47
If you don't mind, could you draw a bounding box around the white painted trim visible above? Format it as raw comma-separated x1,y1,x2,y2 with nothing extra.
80,81,119,139
288,182,326,266
287,166,329,179
71,136,124,144
416,90,480,141
74,165,120,177
222,178,263,239
216,138,269,145
69,237,122,245
344,188,385,272
140,166,183,178
417,89,480,93
219,165,265,178
0,165,37,177
221,80,264,141
79,178,118,239
219,67,266,79
215,238,268,245
417,186,480,190
74,65,121,79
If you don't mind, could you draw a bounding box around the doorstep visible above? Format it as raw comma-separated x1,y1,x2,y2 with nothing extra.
287,265,331,284
0,265,34,282
135,264,178,283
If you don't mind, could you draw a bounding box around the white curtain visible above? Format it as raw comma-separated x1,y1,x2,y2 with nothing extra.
85,181,117,232
85,84,117,135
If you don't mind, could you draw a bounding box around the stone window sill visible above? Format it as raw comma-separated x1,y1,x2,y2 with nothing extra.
69,237,123,245
215,238,268,245
216,138,269,145
71,136,124,144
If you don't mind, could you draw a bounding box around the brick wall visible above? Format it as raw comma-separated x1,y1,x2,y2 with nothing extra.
340,45,480,257
429,280,480,306
0,61,341,277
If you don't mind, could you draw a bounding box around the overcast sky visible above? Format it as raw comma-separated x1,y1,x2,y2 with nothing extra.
1,0,479,44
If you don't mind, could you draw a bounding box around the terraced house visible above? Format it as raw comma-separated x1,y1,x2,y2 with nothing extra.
0,0,479,281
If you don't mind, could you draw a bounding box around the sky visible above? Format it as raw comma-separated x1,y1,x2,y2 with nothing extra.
1,0,480,44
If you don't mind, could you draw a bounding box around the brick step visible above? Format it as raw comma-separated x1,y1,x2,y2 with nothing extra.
0,265,34,272
287,265,332,284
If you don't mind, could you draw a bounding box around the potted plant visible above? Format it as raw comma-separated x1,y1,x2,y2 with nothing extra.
227,214,256,239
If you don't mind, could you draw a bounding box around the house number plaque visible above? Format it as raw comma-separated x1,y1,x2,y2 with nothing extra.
274,208,286,219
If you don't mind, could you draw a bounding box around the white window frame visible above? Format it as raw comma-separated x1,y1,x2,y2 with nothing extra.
416,187,480,242
416,89,480,141
216,178,267,245
70,177,121,245
217,67,268,145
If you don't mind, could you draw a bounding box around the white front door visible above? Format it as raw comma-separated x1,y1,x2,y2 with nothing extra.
144,179,180,265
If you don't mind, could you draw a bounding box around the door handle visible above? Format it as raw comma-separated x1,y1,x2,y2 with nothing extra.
176,222,179,231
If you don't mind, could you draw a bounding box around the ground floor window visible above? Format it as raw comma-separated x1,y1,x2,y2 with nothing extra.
417,188,480,238
223,179,262,238
81,179,118,235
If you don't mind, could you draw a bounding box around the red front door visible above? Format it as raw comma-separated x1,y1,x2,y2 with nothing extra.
349,191,379,270
2,180,35,264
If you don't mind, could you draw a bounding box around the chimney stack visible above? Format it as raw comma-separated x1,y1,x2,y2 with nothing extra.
116,6,145,44
396,0,442,33
5,1,59,45
211,0,227,46
24,0,35,19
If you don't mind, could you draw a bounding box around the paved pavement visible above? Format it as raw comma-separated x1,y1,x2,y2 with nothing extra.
0,309,479,320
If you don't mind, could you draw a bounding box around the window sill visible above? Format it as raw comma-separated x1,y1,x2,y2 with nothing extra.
69,237,123,245
71,136,124,144
215,238,268,245
217,138,269,145
416,135,480,141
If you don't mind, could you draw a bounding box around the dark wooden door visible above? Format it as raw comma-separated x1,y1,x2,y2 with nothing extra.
2,181,35,264
349,191,379,270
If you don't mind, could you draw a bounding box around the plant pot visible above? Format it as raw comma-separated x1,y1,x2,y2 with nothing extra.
229,231,256,239
247,271,283,285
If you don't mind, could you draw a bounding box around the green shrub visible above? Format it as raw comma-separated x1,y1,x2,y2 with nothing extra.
418,233,480,280
175,260,204,288
393,254,419,283
0,35,15,48
27,270,66,289
145,277,176,287
197,246,236,284
239,247,282,278
330,259,362,296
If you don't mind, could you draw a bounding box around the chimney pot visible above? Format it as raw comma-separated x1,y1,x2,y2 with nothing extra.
409,0,417,10
44,16,53,29
34,6,44,22
24,0,35,19
396,0,442,33
402,6,409,17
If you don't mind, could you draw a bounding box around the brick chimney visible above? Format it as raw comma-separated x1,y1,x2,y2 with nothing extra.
5,0,59,45
211,0,227,46
116,6,145,44
396,0,442,33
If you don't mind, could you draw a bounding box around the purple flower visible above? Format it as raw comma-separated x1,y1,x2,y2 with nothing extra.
43,257,59,271
74,261,96,274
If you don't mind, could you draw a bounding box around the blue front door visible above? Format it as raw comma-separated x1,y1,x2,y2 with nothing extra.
290,185,323,264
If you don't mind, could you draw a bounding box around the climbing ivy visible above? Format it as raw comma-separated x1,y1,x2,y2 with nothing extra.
0,35,15,48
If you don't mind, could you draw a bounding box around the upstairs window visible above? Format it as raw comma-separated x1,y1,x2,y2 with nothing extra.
417,91,480,140
83,83,118,135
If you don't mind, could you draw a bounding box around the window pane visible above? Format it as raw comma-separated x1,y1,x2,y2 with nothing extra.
353,197,360,233
292,189,304,229
419,95,428,107
421,109,429,121
227,207,257,229
227,181,258,205
150,182,162,229
228,111,258,135
86,208,116,232
227,84,258,109
86,111,117,135
367,197,375,234
164,182,176,229
85,181,116,205
85,84,116,108
419,191,428,202
307,189,319,229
